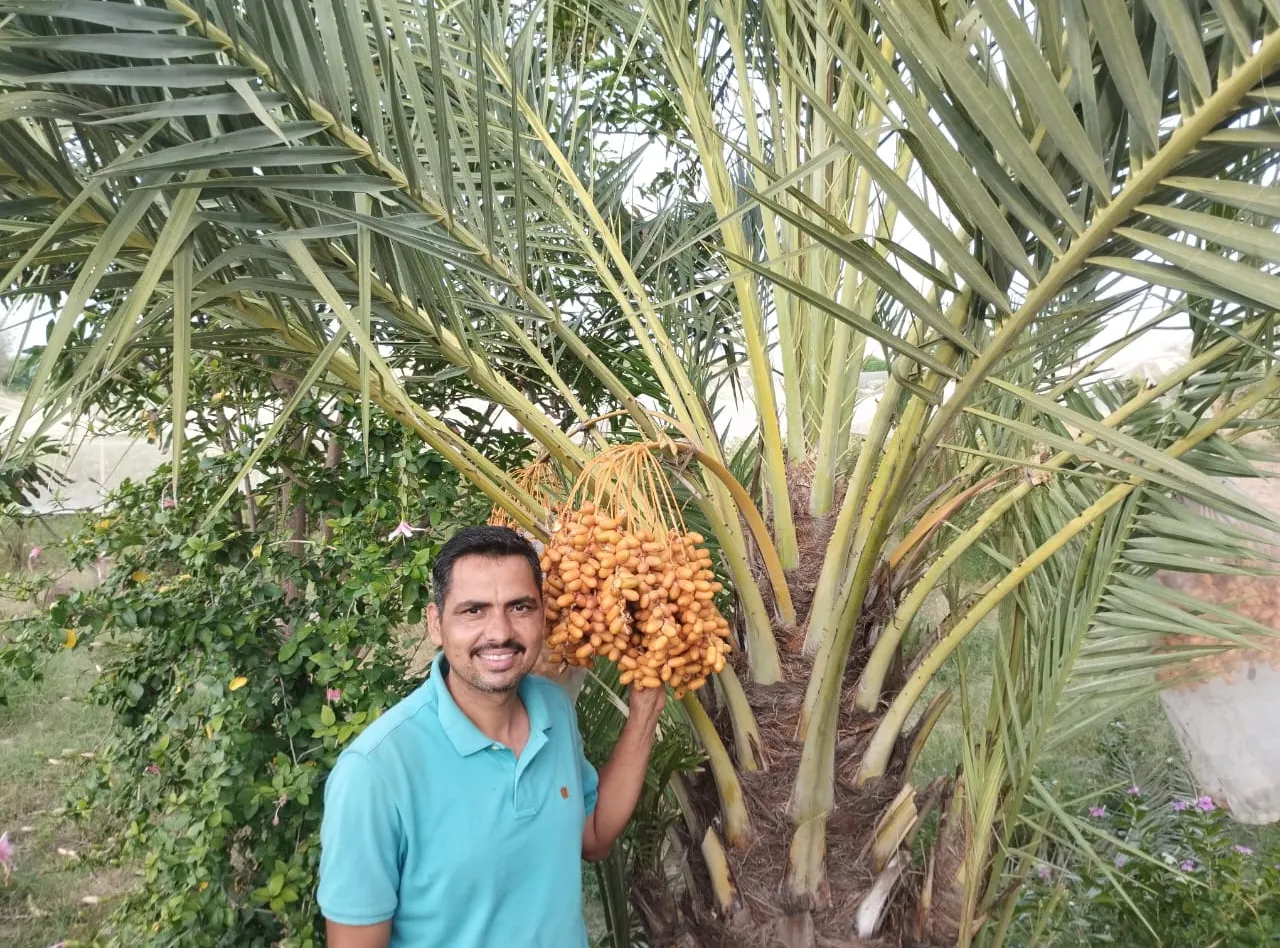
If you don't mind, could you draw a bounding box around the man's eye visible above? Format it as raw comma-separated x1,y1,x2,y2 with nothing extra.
511,603,531,613
464,606,483,615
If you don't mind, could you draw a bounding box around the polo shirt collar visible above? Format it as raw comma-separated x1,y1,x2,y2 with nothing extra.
429,652,554,758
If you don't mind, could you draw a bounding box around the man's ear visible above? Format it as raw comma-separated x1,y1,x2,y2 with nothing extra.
426,602,443,647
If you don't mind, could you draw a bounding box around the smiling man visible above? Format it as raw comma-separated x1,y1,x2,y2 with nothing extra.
318,525,665,948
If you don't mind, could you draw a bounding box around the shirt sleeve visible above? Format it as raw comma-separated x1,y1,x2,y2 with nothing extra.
317,750,403,926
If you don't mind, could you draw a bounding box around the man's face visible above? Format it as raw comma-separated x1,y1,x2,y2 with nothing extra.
427,553,544,695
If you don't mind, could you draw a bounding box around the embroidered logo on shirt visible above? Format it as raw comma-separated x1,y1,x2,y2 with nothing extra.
560,786,570,799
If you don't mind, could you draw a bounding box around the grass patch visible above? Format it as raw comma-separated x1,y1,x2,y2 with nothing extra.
1,513,81,576
0,649,135,948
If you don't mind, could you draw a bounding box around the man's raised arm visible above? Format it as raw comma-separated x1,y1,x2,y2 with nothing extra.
582,686,665,861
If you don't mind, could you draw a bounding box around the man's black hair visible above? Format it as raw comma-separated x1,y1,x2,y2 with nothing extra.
431,525,542,607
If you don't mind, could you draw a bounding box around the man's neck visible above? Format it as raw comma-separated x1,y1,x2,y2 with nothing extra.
444,669,526,746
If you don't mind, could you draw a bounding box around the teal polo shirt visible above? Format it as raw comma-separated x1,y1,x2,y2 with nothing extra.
317,654,599,948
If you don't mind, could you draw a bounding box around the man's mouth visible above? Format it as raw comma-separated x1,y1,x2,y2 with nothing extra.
473,643,524,672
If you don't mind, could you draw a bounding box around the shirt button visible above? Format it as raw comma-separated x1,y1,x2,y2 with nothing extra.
491,743,501,750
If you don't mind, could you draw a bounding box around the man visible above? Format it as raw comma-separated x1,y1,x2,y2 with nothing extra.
318,525,665,948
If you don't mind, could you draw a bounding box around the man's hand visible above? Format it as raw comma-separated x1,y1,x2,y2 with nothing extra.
581,685,665,861
627,682,666,725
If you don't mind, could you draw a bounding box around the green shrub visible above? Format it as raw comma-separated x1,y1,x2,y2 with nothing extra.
2,432,501,947
1015,786,1280,947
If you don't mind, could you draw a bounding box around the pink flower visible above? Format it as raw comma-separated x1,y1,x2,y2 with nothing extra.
1180,859,1196,872
1089,806,1107,818
1127,785,1141,796
1234,845,1253,856
387,520,423,542
161,498,176,510
27,546,41,562
1172,800,1189,812
1195,795,1216,812
325,688,342,704
1114,854,1129,868
1036,865,1052,881
1,831,14,884
145,764,160,776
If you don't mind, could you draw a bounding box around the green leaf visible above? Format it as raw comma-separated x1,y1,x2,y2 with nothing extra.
2,33,221,58
0,0,187,29
723,249,958,377
1086,256,1263,311
172,236,192,497
747,189,977,355
974,0,1110,195
1143,0,1213,100
977,380,1272,523
856,55,1033,280
1204,126,1280,146
1139,204,1280,261
85,91,290,125
875,0,1081,231
1162,176,1280,219
4,181,167,456
21,65,258,88
320,705,336,727
790,84,1012,313
143,174,397,192
109,145,361,174
1080,0,1162,155
100,123,326,175
357,192,373,470
1117,228,1280,311
422,0,455,209
228,77,288,142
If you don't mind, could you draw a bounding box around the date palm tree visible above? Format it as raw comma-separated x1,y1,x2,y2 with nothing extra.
3,1,1280,945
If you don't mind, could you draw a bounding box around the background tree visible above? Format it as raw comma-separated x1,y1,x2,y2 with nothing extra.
2,1,1280,946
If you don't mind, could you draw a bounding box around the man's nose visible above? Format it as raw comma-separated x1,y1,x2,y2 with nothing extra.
490,608,517,639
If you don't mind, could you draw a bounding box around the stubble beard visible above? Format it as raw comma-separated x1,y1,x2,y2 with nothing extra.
458,643,531,694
